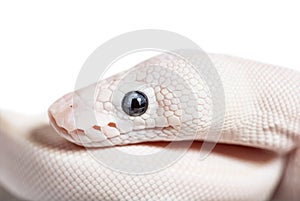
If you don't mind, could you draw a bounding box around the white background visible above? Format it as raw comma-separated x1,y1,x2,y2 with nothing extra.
1,0,299,114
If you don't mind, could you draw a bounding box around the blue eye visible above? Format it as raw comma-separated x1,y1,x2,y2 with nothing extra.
122,91,148,116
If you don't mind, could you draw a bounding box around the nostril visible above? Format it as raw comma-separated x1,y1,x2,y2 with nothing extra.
93,125,101,131
107,122,116,128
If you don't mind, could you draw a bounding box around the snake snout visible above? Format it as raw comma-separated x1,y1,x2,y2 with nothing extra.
48,92,121,146
48,92,79,141
48,110,77,144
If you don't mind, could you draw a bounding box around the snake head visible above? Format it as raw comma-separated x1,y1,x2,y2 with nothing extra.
48,54,211,147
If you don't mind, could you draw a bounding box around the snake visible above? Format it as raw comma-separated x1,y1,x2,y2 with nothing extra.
0,53,299,201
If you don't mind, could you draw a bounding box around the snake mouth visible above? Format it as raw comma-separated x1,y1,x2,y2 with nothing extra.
48,111,77,143
48,112,66,134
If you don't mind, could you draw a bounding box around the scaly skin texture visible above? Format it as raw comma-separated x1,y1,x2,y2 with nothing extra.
0,54,299,200
49,53,300,200
49,53,300,153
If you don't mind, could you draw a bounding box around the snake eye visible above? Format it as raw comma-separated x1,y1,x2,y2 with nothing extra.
122,91,148,116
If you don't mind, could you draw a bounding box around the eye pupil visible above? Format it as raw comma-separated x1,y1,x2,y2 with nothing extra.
122,91,148,116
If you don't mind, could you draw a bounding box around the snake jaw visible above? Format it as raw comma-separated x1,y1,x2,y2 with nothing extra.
48,92,122,146
48,109,78,144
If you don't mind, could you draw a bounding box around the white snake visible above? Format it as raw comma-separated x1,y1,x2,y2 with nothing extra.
0,54,299,201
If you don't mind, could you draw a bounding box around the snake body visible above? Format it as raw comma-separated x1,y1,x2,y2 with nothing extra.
0,54,299,200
